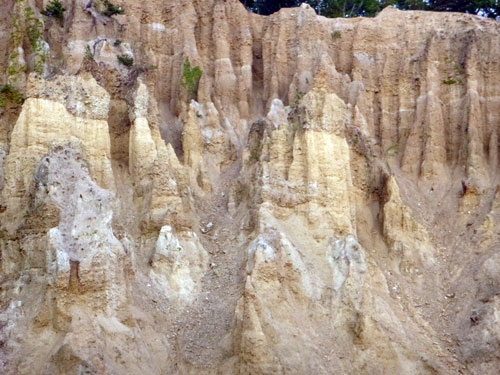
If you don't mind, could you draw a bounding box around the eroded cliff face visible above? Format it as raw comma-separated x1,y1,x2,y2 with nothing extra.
1,0,500,374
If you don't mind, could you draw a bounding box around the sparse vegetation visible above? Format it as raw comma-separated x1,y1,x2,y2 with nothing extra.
332,30,342,39
25,8,43,51
24,7,47,75
113,39,122,46
441,56,464,86
385,143,399,157
130,64,157,73
249,147,260,162
10,17,23,47
41,0,65,19
295,90,304,104
125,64,157,86
180,58,202,97
0,84,24,107
7,50,26,77
84,45,94,60
7,13,25,84
8,65,18,76
117,54,134,67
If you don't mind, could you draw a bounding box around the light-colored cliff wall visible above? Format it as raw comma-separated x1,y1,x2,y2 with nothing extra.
1,0,500,374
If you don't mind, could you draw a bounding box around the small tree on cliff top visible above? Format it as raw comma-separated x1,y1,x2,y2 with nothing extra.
240,0,500,18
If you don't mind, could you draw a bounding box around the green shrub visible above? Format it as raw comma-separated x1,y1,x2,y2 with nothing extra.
443,78,458,85
41,0,65,19
100,0,124,17
117,54,133,67
113,39,122,46
180,58,202,96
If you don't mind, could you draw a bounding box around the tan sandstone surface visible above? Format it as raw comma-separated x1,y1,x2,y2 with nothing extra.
1,0,500,374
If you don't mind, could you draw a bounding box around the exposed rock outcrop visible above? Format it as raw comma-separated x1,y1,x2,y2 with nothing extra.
1,0,500,374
